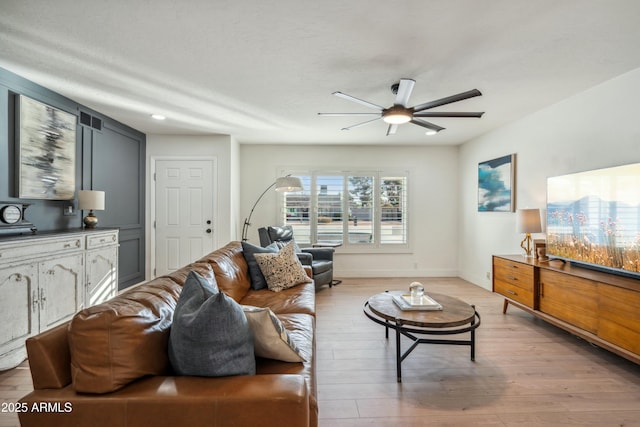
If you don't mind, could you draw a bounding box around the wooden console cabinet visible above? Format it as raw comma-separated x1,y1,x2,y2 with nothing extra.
0,229,119,370
493,255,640,365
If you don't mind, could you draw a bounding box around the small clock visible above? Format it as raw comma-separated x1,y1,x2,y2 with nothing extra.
1,205,21,224
0,202,37,235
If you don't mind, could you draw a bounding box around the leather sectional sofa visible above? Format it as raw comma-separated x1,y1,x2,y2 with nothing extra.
18,241,318,427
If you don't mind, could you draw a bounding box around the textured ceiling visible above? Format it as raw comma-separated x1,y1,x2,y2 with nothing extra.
1,0,640,145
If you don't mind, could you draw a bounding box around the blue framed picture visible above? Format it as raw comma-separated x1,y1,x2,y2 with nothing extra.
478,154,515,212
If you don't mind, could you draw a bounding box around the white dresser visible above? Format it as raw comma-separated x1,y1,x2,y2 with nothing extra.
0,228,119,370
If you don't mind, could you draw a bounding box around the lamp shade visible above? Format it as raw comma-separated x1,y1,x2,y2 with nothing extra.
516,208,541,233
78,190,105,211
275,176,303,192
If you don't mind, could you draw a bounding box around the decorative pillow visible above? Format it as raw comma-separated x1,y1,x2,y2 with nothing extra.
253,241,312,292
242,306,306,362
168,270,255,377
241,241,279,290
274,239,302,254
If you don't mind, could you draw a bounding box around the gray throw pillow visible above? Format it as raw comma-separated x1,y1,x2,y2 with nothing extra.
242,241,279,290
168,270,255,377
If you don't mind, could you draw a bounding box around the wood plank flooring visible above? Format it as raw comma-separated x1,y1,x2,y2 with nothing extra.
315,278,640,427
1,277,639,426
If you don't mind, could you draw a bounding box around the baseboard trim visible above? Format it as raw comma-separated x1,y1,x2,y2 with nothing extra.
334,269,458,278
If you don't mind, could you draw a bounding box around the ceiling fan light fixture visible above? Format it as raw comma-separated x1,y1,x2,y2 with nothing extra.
382,107,412,124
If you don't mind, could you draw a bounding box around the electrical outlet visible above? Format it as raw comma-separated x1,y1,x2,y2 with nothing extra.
486,271,491,280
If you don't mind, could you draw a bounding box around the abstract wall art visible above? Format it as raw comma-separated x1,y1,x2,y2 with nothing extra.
17,95,76,200
478,154,515,212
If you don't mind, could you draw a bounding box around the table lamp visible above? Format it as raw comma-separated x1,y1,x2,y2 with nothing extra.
78,190,105,228
516,208,542,257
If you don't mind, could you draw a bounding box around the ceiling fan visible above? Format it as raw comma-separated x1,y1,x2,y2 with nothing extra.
318,78,484,136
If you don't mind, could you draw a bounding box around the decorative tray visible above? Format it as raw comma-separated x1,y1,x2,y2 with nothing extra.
392,294,443,311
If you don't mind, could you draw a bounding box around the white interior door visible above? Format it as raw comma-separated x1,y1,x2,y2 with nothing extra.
155,159,215,276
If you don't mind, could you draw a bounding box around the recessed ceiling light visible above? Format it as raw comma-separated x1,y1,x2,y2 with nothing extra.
425,130,437,136
151,114,166,120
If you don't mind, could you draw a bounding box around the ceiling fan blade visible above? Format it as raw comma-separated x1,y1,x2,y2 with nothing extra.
410,119,445,133
318,112,382,117
394,78,415,107
341,117,382,131
386,124,398,136
333,92,385,111
413,89,482,112
413,111,485,118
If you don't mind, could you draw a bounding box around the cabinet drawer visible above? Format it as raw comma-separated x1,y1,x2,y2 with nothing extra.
494,278,535,307
493,258,534,292
86,231,118,249
0,236,83,263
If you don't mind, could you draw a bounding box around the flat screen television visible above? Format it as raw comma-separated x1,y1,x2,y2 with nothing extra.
546,162,640,279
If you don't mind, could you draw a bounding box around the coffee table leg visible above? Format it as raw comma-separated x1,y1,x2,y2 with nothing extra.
470,305,476,361
396,322,402,383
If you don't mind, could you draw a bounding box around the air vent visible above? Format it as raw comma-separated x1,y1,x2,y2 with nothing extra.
91,116,102,130
79,111,103,131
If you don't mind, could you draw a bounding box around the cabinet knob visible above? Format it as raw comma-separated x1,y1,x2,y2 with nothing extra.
206,228,212,234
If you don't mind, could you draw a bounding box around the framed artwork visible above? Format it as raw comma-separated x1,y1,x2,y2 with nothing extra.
17,95,76,200
478,153,515,212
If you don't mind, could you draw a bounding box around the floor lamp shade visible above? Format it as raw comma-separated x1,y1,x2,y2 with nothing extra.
78,190,105,228
275,176,303,192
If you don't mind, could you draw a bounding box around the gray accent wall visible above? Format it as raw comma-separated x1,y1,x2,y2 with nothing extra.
0,67,145,290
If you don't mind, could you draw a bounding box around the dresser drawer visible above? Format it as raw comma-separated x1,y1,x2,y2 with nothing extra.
493,257,534,292
0,236,84,263
494,278,535,307
86,231,118,249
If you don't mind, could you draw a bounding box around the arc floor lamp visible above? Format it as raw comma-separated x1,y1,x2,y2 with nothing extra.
241,175,303,241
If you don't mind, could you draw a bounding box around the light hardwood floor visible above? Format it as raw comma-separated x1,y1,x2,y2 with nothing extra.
315,278,640,427
1,277,639,426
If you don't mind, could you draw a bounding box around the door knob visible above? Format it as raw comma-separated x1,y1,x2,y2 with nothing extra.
206,228,212,234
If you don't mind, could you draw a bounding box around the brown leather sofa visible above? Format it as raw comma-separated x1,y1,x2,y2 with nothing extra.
18,241,318,427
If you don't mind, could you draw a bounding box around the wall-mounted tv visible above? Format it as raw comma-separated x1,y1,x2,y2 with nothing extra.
546,162,640,279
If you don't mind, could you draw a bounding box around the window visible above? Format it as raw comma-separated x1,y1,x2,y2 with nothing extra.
280,170,408,250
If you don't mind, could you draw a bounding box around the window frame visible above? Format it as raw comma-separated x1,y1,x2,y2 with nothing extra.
278,168,410,253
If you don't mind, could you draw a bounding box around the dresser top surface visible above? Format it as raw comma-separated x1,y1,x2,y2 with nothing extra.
0,228,118,244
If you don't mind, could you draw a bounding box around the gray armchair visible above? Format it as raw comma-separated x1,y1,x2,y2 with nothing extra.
258,226,335,290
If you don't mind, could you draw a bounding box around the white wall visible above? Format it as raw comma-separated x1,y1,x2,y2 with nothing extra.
240,144,460,278
459,67,640,290
145,134,238,279
143,68,640,284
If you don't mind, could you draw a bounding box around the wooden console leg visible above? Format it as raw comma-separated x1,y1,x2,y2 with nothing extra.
502,299,509,314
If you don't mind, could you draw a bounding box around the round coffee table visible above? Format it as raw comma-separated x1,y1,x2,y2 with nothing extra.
363,290,481,382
